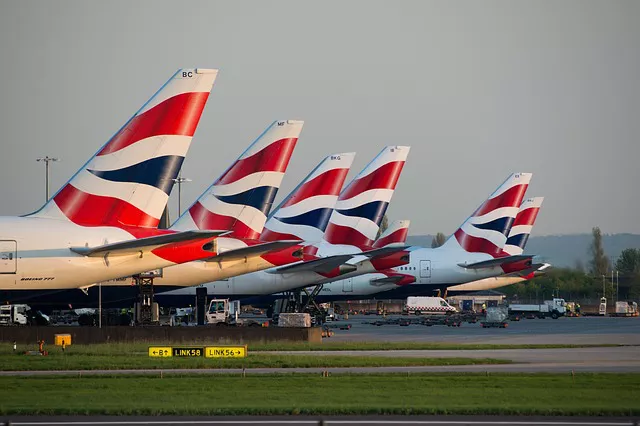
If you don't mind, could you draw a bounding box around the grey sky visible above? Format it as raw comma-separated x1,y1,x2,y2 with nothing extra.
0,1,638,236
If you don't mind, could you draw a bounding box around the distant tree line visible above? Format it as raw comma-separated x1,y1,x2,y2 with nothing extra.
502,227,640,302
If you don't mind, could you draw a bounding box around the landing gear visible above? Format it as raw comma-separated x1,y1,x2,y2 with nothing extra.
134,274,159,325
272,285,328,324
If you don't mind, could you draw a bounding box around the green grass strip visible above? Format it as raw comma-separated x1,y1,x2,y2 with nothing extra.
0,352,510,371
0,341,624,356
1,373,638,416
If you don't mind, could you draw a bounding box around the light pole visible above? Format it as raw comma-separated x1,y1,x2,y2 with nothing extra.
172,175,192,217
616,270,619,302
36,156,59,201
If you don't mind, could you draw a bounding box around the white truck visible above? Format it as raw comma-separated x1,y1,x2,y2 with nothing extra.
206,299,264,327
404,297,458,315
613,301,639,317
509,298,567,319
0,304,30,325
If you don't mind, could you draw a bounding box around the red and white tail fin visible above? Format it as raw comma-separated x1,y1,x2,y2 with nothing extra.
30,68,217,229
503,197,544,255
260,152,355,243
323,146,410,248
373,220,410,248
442,173,532,257
171,120,302,239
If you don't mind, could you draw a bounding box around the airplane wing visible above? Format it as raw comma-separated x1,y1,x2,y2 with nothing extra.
457,254,533,270
70,230,229,257
204,240,302,263
272,254,355,274
272,245,410,274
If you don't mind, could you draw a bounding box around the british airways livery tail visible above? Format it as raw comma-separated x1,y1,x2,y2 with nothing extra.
260,152,355,243
323,146,410,248
171,120,302,239
442,172,532,257
30,69,218,229
503,197,544,256
373,220,410,248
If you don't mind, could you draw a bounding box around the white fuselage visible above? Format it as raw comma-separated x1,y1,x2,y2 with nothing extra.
156,242,393,299
0,216,200,290
291,246,507,298
158,245,506,301
98,237,294,288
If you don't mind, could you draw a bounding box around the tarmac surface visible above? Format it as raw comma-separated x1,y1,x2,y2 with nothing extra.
325,315,640,345
2,416,638,425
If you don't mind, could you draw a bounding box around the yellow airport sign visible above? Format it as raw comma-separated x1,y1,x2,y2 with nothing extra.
205,345,247,358
172,347,204,357
148,347,173,357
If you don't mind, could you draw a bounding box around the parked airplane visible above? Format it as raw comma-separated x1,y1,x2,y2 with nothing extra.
298,173,535,302
445,196,548,292
155,146,410,306
0,68,225,292
0,120,306,307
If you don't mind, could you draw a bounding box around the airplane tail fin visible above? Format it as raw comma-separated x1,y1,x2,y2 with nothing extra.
171,120,302,239
373,220,410,248
260,152,355,242
503,197,544,255
442,173,532,257
30,68,218,229
323,146,410,247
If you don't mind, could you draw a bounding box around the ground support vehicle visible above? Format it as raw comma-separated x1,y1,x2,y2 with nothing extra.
481,306,509,328
206,299,267,327
612,301,639,317
508,298,566,319
404,297,458,315
0,304,29,325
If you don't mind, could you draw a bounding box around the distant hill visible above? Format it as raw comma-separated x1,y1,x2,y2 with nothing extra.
405,233,640,269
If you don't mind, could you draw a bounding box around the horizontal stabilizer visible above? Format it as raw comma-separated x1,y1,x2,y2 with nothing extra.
370,273,415,286
457,254,533,270
205,240,302,263
360,245,410,259
274,254,354,274
70,230,229,257
370,276,402,285
506,262,551,278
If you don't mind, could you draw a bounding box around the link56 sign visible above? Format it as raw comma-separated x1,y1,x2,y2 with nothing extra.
205,346,247,358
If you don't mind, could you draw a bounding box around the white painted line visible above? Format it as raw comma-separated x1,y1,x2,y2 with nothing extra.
11,422,319,426
326,422,635,425
10,421,636,426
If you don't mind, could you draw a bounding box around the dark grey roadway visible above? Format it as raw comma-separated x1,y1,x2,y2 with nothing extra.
1,416,638,426
327,316,640,345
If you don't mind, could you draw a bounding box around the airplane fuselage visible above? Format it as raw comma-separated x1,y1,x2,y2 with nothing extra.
0,216,206,290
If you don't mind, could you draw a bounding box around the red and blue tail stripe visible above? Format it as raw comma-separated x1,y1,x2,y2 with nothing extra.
172,120,302,240
261,153,355,243
443,173,532,257
30,69,218,229
323,146,410,248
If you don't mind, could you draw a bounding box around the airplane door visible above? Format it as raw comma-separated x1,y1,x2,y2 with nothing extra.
342,278,353,293
419,260,431,282
0,241,17,274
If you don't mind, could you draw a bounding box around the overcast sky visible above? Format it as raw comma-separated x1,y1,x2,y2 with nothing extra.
0,1,638,236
